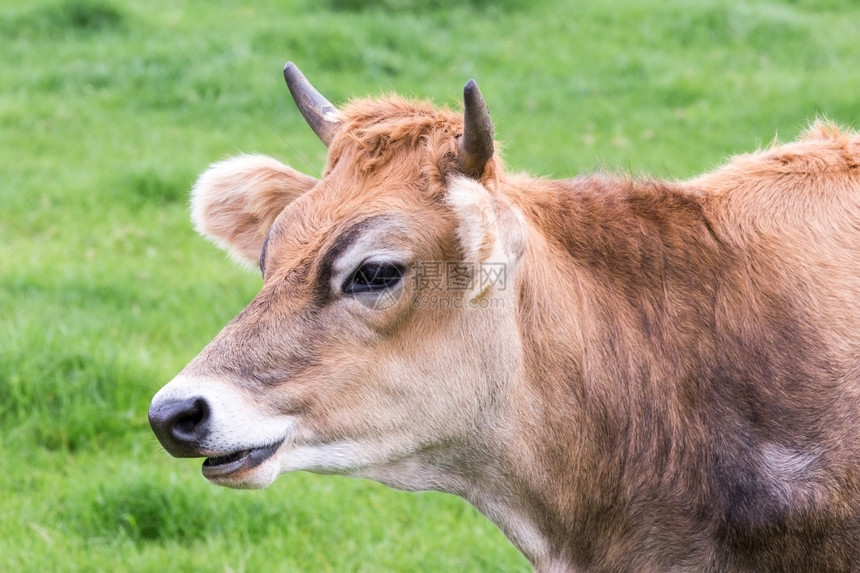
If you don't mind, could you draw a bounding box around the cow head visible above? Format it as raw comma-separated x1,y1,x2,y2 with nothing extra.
149,63,528,491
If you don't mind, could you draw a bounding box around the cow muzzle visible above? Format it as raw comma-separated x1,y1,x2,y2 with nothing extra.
148,375,294,487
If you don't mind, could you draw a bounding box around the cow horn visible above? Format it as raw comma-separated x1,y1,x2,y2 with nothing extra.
458,79,494,178
283,62,341,147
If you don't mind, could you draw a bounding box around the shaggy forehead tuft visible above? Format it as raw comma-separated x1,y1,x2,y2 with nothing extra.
324,96,465,176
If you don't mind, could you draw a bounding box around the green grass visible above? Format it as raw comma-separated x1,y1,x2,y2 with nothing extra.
1,0,858,570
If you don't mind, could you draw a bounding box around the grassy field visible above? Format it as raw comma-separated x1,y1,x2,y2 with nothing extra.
1,0,858,570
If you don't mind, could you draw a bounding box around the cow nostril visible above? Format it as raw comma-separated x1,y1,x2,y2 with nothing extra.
149,396,212,457
174,399,208,436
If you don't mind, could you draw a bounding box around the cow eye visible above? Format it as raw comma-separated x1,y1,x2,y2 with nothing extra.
343,262,405,295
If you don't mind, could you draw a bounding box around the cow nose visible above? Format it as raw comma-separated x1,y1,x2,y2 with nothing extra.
148,397,211,458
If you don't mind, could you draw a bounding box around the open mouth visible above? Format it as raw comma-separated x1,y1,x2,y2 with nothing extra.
201,441,282,479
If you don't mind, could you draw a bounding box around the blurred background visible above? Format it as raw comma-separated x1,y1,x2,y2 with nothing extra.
1,0,858,570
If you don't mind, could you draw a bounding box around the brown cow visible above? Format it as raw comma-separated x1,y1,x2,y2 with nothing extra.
149,62,860,572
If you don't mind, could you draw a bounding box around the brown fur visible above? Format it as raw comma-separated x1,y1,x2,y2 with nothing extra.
165,91,859,573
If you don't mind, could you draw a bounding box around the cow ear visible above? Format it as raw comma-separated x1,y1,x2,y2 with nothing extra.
445,176,527,300
190,154,318,268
